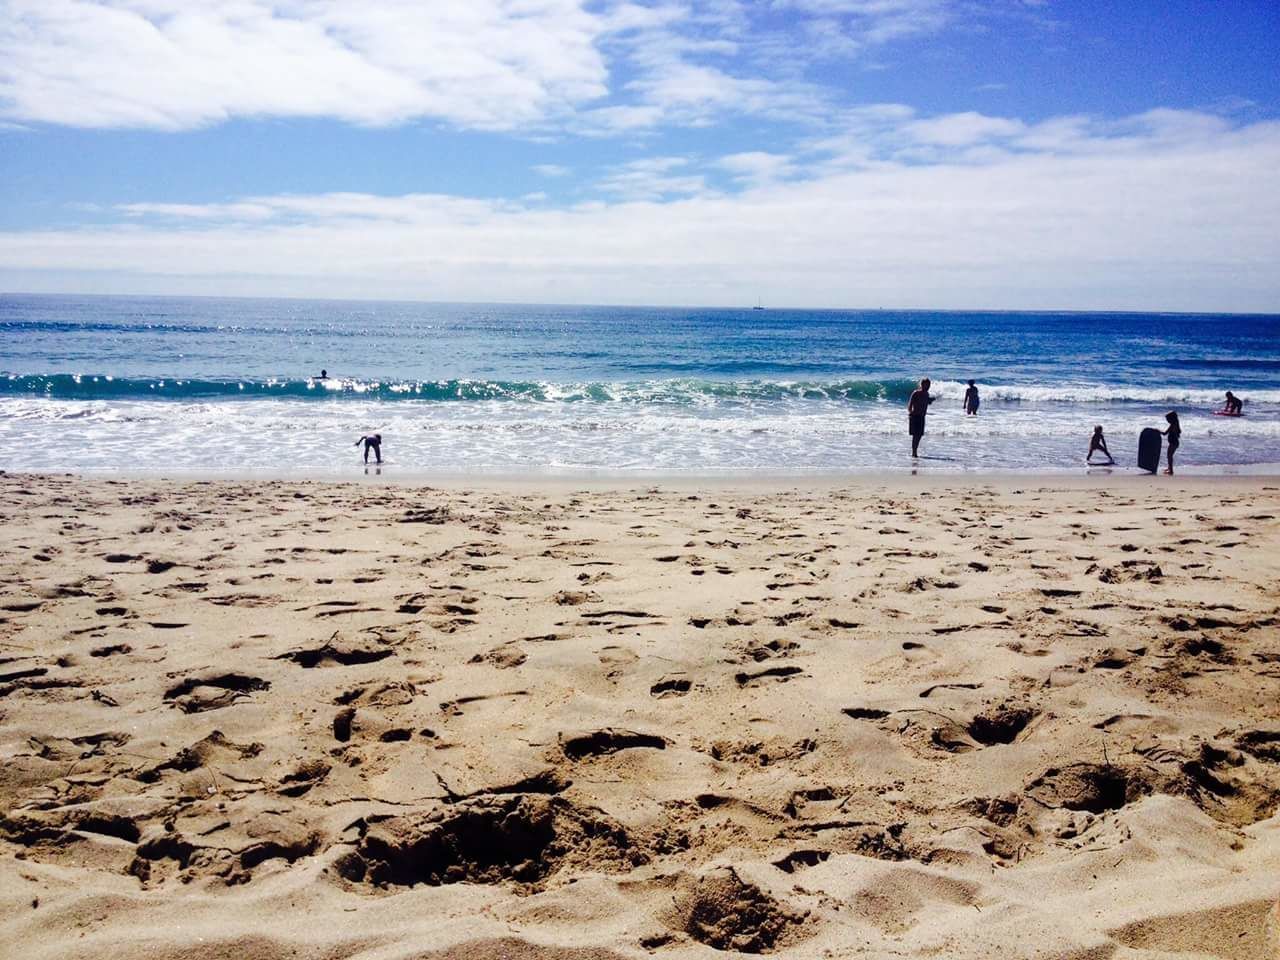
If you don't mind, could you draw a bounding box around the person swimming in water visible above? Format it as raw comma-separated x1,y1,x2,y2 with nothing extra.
1162,411,1180,474
963,380,980,416
355,433,382,464
1086,425,1114,465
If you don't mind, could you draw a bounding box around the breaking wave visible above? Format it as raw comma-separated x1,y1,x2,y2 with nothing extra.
4,374,1277,405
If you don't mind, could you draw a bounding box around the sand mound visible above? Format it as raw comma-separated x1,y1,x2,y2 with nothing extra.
665,868,810,953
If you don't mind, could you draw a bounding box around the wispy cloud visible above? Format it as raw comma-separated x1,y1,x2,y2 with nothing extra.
776,0,951,46
902,111,1026,146
119,201,278,222
576,3,833,134
799,104,1253,171
717,151,798,185
6,109,1276,311
594,156,709,200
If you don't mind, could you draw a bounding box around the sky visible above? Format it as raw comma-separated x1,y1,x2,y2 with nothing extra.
1,0,1278,311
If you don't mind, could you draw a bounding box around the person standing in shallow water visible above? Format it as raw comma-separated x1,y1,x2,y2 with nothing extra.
355,433,382,464
963,380,980,416
907,378,935,458
1163,411,1180,474
1086,425,1114,465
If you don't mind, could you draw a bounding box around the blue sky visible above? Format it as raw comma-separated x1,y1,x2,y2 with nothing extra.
1,0,1278,310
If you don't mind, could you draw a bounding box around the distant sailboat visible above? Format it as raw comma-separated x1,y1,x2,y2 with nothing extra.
752,296,765,311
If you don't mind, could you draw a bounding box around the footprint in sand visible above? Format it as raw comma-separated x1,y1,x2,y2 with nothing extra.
560,728,667,759
163,672,270,713
469,643,527,669
735,665,804,687
650,676,692,698
274,633,394,668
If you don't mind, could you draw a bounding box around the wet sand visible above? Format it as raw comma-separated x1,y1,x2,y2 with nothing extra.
1,471,1278,959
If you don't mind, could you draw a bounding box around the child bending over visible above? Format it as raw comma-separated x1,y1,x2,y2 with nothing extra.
1086,426,1114,465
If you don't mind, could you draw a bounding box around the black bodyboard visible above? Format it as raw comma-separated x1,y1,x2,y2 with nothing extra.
1138,428,1162,474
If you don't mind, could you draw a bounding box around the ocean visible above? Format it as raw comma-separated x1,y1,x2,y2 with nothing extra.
2,294,1277,476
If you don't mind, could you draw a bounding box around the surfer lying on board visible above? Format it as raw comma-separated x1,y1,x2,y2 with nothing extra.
355,433,382,464
1221,391,1243,415
1086,426,1114,465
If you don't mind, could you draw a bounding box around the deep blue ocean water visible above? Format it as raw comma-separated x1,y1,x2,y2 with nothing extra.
2,294,1277,475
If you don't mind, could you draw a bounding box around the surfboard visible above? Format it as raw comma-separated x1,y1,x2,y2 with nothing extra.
1138,428,1162,474
1212,410,1243,417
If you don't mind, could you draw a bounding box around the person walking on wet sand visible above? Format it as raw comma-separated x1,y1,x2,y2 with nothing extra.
1162,411,1180,474
907,378,935,457
355,433,382,464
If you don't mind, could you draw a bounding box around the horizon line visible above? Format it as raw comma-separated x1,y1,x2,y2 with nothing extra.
3,290,1278,318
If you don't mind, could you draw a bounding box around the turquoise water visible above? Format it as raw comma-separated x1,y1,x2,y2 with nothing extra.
2,294,1277,474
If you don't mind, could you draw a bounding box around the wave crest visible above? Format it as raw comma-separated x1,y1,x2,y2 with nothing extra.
2,373,1276,405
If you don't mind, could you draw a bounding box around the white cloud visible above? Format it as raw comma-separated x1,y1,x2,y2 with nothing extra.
0,0,868,134
4,110,1277,311
903,111,1025,146
799,105,1249,170
594,156,709,200
717,151,797,184
578,3,832,133
0,0,610,130
776,0,951,45
0,0,1064,136
575,103,666,133
119,201,277,221
533,164,572,177
622,60,828,127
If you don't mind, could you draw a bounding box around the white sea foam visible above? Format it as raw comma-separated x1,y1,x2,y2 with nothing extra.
925,381,1280,404
2,395,1277,475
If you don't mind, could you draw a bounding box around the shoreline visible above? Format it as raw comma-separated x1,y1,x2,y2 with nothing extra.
7,461,1280,490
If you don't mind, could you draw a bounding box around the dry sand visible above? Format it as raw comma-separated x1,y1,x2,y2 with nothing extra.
1,470,1278,960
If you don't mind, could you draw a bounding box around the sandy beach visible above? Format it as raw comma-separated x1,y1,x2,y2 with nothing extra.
1,470,1278,960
